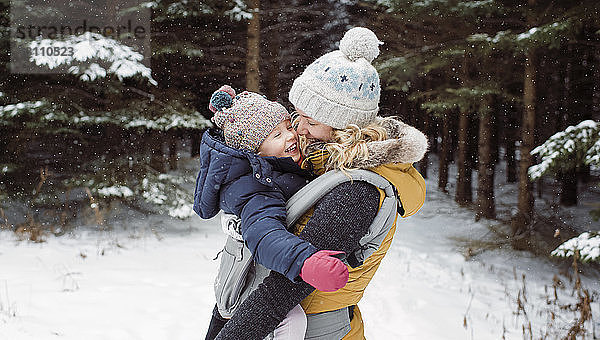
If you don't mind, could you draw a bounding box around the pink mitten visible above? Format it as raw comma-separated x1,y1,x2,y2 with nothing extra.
300,250,349,292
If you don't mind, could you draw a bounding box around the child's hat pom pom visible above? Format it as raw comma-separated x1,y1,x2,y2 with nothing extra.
339,27,383,63
209,85,236,113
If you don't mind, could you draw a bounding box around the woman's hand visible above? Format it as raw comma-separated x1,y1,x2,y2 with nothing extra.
300,250,349,292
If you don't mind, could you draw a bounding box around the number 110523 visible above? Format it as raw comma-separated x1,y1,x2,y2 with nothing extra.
31,46,74,57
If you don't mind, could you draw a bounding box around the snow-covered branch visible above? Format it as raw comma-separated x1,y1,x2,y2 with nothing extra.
0,101,46,120
67,168,195,220
466,19,574,52
226,0,253,20
0,100,211,132
29,32,156,85
529,120,600,180
552,232,600,263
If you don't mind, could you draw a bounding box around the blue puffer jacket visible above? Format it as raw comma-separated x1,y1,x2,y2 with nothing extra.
193,128,317,281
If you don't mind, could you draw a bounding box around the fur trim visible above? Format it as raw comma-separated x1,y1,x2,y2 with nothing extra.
301,117,429,170
351,117,428,169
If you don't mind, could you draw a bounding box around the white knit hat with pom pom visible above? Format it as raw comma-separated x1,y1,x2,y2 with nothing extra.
289,27,383,129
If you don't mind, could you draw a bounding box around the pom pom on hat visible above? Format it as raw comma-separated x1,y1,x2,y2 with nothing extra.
339,27,383,63
289,27,383,129
218,85,236,98
209,85,236,113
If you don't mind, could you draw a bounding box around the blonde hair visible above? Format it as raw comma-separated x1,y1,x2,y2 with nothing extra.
325,119,389,172
294,114,392,172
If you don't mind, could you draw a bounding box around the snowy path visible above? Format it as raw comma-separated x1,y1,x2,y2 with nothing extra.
1,179,598,339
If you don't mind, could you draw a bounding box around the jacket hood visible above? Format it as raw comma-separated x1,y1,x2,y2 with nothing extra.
194,128,307,219
303,117,428,171
356,118,428,216
352,117,428,169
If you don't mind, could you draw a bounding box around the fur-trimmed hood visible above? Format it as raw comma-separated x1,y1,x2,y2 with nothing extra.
353,117,428,169
303,117,428,171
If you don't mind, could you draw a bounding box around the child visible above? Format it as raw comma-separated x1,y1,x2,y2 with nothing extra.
193,86,349,340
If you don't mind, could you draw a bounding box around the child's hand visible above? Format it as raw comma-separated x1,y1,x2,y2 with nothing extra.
300,250,349,292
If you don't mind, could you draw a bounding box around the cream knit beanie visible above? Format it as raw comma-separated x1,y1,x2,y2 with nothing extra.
289,27,383,129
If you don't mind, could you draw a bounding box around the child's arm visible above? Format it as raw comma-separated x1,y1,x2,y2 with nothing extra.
226,177,348,291
226,177,316,282
241,195,314,279
237,192,316,281
215,181,380,340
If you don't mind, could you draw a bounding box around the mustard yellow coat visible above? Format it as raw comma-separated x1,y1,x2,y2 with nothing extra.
296,151,426,339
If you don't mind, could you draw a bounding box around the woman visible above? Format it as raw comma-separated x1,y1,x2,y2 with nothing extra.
211,27,428,339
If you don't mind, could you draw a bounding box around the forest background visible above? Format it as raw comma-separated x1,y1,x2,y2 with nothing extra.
1,0,600,264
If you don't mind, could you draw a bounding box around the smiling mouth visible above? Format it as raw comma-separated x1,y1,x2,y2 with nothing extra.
285,143,298,153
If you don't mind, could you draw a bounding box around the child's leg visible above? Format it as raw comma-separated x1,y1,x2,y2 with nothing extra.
273,304,307,340
214,271,314,340
206,304,229,340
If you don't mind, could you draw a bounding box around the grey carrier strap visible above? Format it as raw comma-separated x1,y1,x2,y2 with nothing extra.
285,169,398,265
214,169,399,319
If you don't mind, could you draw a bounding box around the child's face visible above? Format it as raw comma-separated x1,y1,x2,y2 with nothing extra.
258,119,301,162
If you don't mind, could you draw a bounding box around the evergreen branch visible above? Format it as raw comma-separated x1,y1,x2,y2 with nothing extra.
529,120,600,180
552,232,600,263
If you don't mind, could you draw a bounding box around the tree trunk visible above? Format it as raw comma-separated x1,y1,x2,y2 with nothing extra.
512,0,537,236
594,47,600,120
149,131,166,173
455,110,471,205
513,49,537,235
490,108,500,167
456,52,473,205
449,114,458,162
430,116,439,154
505,122,517,183
418,112,429,179
169,135,178,171
476,110,496,220
265,0,280,100
467,114,478,179
190,133,201,157
559,44,578,206
438,113,450,193
559,170,577,206
246,0,260,92
579,166,590,184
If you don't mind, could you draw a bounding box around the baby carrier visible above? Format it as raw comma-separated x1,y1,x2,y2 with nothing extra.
213,168,406,319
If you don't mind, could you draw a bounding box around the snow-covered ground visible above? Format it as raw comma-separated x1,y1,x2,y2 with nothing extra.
1,156,599,339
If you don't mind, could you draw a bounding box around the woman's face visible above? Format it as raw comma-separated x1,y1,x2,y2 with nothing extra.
295,108,333,142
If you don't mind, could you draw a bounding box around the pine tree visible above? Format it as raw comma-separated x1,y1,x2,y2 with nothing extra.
0,0,232,223
511,0,545,235
1,0,363,226
438,112,452,193
531,120,600,262
374,0,521,213
476,98,496,220
375,0,600,238
245,0,260,91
